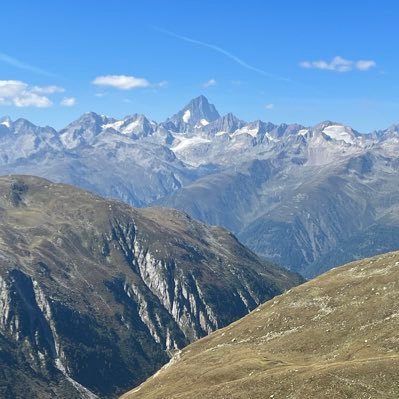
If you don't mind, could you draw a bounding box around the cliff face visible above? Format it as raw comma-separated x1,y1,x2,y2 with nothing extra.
0,176,301,398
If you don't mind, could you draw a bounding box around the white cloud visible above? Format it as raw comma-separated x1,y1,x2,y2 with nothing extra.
92,75,151,90
0,80,55,107
61,97,76,107
203,79,217,88
300,56,376,72
264,103,274,110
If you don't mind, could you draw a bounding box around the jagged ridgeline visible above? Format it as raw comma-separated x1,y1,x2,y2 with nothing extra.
2,96,399,278
0,175,301,398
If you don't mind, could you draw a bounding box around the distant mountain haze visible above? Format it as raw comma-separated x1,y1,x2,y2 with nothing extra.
1,96,399,276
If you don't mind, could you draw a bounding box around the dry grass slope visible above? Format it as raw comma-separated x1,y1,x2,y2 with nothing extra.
122,251,399,399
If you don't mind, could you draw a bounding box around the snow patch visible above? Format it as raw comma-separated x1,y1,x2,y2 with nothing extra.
200,118,209,126
0,120,11,128
265,133,279,142
297,129,309,136
121,120,141,134
103,120,124,131
182,110,191,123
232,127,259,138
171,136,211,153
103,118,144,134
323,125,355,144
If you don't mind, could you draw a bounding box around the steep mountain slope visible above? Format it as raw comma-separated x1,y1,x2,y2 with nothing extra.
0,175,301,399
166,95,220,132
122,250,399,399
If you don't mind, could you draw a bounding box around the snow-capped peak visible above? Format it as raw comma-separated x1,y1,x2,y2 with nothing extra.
167,96,220,132
102,114,156,138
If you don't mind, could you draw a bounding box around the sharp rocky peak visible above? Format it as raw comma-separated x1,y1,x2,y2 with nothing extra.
72,111,113,126
168,95,221,131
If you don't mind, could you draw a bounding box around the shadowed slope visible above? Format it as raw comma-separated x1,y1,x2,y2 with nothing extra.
0,175,301,398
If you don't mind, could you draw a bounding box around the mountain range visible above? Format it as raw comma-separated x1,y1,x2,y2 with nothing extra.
0,175,300,398
1,96,399,276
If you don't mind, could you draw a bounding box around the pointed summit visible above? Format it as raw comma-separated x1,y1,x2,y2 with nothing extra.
187,95,220,119
167,95,220,132
59,112,114,149
203,112,246,135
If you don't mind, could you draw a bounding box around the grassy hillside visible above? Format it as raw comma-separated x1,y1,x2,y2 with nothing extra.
122,251,399,399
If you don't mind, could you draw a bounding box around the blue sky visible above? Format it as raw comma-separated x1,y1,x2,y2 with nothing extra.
0,0,398,131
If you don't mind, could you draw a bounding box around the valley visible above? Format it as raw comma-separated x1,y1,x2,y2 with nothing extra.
0,175,300,398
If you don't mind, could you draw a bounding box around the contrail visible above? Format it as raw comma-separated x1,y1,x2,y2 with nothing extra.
0,52,56,77
151,26,291,82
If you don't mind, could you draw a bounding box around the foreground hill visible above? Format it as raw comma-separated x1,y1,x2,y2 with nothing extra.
122,251,399,399
0,176,301,398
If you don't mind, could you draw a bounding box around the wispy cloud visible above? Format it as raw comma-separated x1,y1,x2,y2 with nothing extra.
0,52,56,77
155,80,168,88
300,56,376,72
32,85,65,94
61,97,76,107
203,79,217,88
0,80,57,107
264,103,274,110
152,26,290,82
